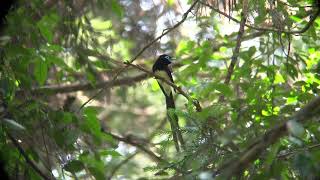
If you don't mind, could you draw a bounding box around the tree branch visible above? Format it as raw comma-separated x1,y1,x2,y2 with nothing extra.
101,130,184,174
277,143,320,159
216,96,320,178
17,73,148,95
223,0,248,85
107,152,138,180
107,118,167,179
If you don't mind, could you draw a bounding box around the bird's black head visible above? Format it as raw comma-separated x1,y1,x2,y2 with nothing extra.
158,54,172,65
152,54,173,72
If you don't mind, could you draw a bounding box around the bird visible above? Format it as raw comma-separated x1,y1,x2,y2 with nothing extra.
152,54,185,152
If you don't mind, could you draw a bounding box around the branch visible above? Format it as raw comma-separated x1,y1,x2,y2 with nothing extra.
16,73,148,95
101,130,184,174
277,143,320,159
107,152,138,180
102,131,163,163
124,61,202,112
223,0,248,85
107,118,167,179
216,96,320,178
202,2,320,34
6,132,53,180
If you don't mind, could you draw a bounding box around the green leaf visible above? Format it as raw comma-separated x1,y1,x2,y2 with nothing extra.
265,142,281,167
290,15,302,23
62,112,73,124
64,160,85,173
214,83,233,97
110,0,124,17
80,153,105,179
168,0,174,6
82,107,103,143
36,12,59,42
87,71,96,86
34,58,48,85
100,149,121,157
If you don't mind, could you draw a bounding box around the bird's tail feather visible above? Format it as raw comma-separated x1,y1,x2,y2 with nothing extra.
166,95,185,152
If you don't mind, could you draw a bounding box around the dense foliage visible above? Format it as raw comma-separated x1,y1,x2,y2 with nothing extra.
1,0,320,179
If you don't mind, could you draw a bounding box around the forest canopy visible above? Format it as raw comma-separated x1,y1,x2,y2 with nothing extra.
1,0,320,179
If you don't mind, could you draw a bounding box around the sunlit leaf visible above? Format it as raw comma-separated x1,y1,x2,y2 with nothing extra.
34,58,48,85
64,160,85,173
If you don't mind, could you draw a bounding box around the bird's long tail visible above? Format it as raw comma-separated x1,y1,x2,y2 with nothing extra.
165,94,185,152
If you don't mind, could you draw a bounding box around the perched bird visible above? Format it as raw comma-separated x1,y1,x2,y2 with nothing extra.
152,54,185,152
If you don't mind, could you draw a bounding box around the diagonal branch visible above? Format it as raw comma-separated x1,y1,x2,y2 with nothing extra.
16,73,148,95
223,0,248,85
101,130,185,174
216,96,320,178
107,118,167,179
277,143,320,159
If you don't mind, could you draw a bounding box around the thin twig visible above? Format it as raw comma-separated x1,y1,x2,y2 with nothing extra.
101,130,184,174
277,143,320,159
107,152,138,180
102,131,163,163
107,118,167,179
108,118,167,179
223,0,248,85
218,0,248,102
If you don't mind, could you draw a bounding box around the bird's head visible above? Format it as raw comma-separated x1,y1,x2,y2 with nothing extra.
152,54,174,72
158,54,172,65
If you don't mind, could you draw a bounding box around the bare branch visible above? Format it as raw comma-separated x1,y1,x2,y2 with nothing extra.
17,73,148,96
107,152,138,180
107,118,167,179
224,0,248,85
277,143,320,159
101,130,185,174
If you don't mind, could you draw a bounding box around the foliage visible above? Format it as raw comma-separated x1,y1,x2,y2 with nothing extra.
0,0,320,179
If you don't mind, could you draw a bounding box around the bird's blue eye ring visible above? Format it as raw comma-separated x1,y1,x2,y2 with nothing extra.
165,56,170,60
